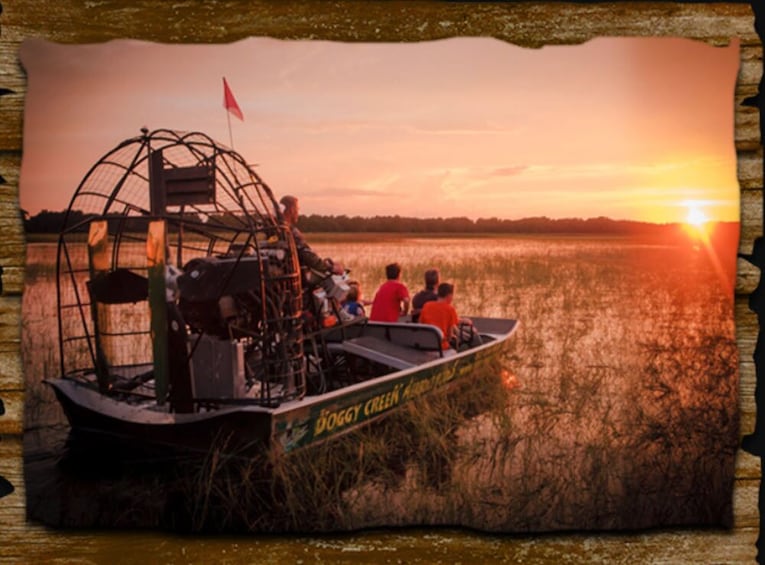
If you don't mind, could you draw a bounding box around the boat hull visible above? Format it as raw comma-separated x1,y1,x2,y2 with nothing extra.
48,318,518,454
49,381,273,453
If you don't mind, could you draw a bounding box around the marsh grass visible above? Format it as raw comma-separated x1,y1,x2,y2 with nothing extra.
23,247,64,429
23,234,739,532
167,357,510,533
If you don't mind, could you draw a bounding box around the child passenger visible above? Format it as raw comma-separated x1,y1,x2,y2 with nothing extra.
342,283,366,318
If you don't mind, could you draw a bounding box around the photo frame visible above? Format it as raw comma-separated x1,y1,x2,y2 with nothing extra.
0,2,760,562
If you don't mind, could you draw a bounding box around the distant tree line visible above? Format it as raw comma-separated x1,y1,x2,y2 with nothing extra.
23,208,728,236
23,209,86,233
297,214,680,235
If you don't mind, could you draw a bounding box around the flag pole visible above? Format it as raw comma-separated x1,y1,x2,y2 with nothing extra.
227,108,234,150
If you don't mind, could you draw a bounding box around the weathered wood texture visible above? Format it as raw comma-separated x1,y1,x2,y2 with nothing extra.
0,1,760,561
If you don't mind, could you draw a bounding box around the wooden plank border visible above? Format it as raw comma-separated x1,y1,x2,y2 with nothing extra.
739,4,765,563
0,1,760,562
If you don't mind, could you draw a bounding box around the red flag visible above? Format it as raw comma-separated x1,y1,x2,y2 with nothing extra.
222,77,244,121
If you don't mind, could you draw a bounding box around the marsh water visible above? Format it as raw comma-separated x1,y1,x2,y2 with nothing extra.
21,231,739,558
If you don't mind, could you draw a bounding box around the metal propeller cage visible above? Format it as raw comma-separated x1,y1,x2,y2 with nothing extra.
56,129,305,408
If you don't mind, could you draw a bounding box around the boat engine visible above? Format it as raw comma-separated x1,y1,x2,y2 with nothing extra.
176,246,304,402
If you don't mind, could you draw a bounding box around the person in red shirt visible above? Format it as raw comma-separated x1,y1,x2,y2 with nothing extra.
369,263,410,322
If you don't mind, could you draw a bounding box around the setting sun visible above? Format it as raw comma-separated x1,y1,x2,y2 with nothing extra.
686,204,709,227
681,201,716,242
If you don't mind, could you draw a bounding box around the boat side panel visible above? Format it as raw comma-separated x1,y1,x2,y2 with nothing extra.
272,342,501,452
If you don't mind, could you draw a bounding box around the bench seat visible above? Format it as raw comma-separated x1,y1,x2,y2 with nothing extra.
342,335,443,370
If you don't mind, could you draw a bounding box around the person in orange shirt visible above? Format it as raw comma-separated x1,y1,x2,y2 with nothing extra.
419,282,475,351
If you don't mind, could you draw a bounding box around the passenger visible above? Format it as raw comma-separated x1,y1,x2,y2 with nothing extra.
369,262,410,322
280,195,343,275
342,284,366,318
411,268,440,323
419,282,476,351
344,280,372,305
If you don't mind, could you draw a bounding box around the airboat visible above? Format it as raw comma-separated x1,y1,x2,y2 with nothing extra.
47,128,518,454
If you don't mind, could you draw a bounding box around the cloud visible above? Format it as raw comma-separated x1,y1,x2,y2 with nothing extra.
310,187,399,199
491,165,528,177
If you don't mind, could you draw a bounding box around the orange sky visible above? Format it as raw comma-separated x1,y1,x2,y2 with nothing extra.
19,36,740,223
